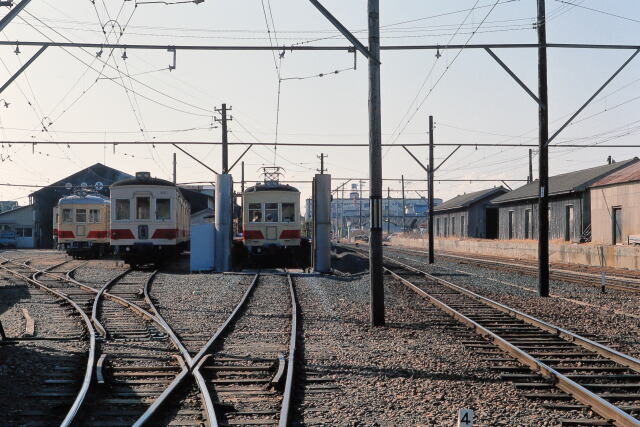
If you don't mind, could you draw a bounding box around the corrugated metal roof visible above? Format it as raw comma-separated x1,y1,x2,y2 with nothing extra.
434,187,507,212
492,158,639,204
591,161,640,187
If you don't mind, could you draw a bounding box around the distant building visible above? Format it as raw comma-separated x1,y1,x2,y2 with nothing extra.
433,187,508,239
306,183,442,236
0,201,18,213
590,161,640,245
0,205,35,248
491,158,639,241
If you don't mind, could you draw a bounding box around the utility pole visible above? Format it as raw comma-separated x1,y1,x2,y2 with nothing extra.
318,153,327,174
173,152,177,184
428,116,435,264
215,103,232,174
368,0,384,326
359,179,363,230
528,149,533,183
537,0,550,297
401,175,406,233
241,161,245,193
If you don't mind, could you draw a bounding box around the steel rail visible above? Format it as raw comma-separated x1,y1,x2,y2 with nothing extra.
90,269,131,337
0,258,97,427
279,274,299,427
192,355,216,427
346,247,640,426
385,266,640,427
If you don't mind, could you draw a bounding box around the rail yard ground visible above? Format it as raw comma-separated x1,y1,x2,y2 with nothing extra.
1,248,640,426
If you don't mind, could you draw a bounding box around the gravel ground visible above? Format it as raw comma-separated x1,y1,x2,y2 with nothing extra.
293,272,593,426
384,247,640,357
72,259,128,289
149,272,253,354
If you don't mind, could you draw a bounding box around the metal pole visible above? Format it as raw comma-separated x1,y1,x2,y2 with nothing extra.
173,152,177,184
528,149,533,183
359,179,363,230
368,0,384,326
428,116,435,264
386,187,390,235
222,104,228,173
241,161,245,193
401,175,406,233
537,0,550,297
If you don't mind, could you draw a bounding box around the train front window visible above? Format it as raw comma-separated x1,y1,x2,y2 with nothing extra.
156,199,171,220
62,209,72,223
136,197,151,220
76,209,87,223
282,203,295,223
116,199,130,220
89,209,100,223
249,203,262,222
265,203,278,222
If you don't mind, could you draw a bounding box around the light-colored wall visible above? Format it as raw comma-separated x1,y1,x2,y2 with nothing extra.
591,183,640,245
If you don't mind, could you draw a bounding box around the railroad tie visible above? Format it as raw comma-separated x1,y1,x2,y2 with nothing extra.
21,308,35,337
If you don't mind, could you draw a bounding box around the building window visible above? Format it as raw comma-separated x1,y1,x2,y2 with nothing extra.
74,209,86,223
265,203,279,222
451,217,456,237
136,197,151,220
613,207,622,244
23,227,32,237
460,215,465,237
249,203,262,222
156,199,171,220
436,218,440,236
282,203,295,223
444,218,448,237
89,209,100,223
565,205,574,242
508,211,514,239
116,199,130,220
62,208,72,223
525,209,532,239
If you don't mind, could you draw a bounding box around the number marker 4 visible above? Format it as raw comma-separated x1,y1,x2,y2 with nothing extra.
458,408,474,427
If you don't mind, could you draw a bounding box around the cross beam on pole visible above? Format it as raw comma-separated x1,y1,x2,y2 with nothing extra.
434,145,461,172
545,48,640,147
228,144,253,172
485,48,542,107
0,0,31,33
172,144,219,175
307,0,376,63
500,180,513,191
0,45,46,95
401,145,428,173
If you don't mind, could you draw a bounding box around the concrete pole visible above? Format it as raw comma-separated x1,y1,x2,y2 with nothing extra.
173,152,177,184
368,0,384,326
401,175,406,233
314,174,332,273
537,0,550,297
215,174,233,271
428,116,435,264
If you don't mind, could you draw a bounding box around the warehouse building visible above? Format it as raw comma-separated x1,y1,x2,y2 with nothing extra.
0,205,35,248
491,158,638,241
590,161,640,245
433,187,508,239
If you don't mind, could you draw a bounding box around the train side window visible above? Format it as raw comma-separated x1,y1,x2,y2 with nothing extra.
76,209,87,223
249,203,262,222
116,199,130,220
89,209,100,223
136,197,151,220
62,209,72,223
282,203,295,223
156,199,171,220
265,203,278,222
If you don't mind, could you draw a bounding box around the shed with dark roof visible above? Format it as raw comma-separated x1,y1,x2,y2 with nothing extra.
491,158,639,242
432,187,508,239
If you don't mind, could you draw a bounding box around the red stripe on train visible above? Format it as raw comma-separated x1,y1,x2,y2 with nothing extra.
58,230,74,238
111,229,135,240
243,230,264,240
279,229,301,239
152,229,178,239
87,231,108,239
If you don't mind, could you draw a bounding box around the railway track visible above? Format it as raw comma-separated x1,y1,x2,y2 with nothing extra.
384,245,640,293
346,245,640,426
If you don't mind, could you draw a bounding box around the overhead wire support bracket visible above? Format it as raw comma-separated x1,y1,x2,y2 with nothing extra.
172,143,219,175
401,145,428,174
307,0,378,64
434,145,461,172
168,46,176,71
0,45,46,95
228,144,253,173
484,48,542,107
545,48,640,147
0,0,30,33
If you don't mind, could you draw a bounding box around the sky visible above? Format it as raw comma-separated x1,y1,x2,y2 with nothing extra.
1,0,640,205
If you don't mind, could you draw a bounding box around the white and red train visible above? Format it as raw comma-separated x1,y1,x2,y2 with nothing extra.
55,172,190,266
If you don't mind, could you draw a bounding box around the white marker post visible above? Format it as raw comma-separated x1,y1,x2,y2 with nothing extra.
458,408,474,427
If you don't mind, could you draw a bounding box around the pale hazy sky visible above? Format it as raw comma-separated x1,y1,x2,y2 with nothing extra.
1,0,640,204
